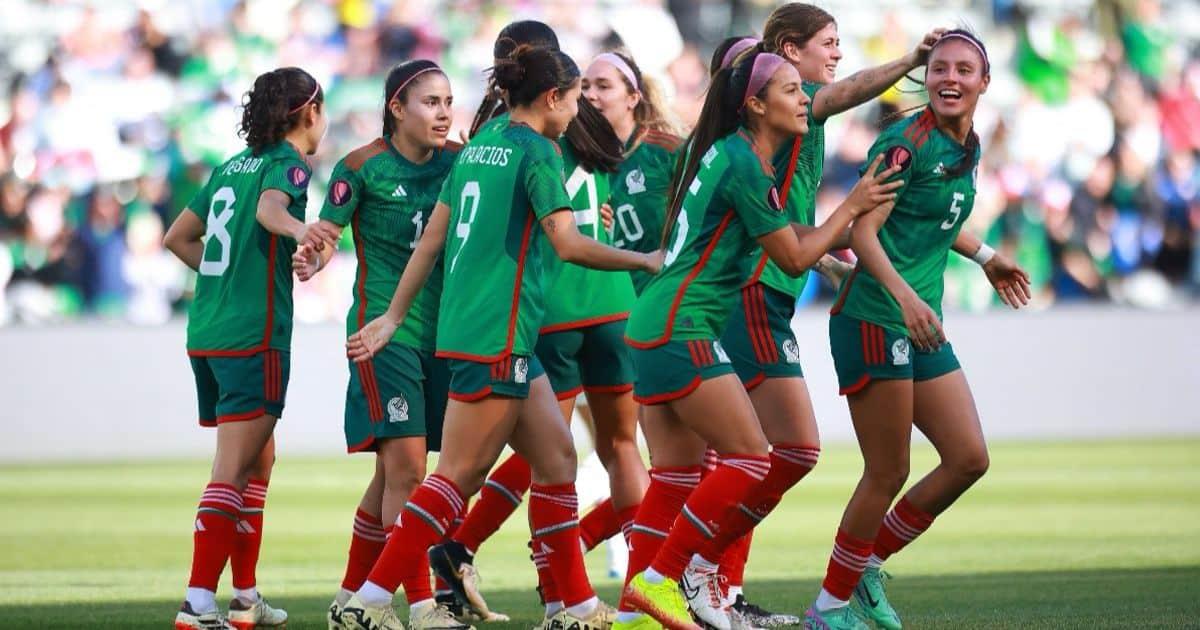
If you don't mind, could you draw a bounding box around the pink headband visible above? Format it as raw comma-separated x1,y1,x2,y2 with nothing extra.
721,38,758,70
591,52,640,93
288,83,320,115
743,53,787,108
933,33,990,73
389,66,441,104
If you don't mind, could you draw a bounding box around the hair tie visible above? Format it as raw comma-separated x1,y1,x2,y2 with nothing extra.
933,33,990,74
721,38,759,70
591,52,640,93
742,53,787,109
288,82,320,115
390,65,441,104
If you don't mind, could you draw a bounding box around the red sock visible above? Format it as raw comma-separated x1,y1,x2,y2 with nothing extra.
531,539,561,604
873,496,935,561
821,528,873,600
618,466,700,613
618,503,640,548
650,454,770,580
701,448,719,478
341,508,388,591
702,444,819,563
365,475,465,600
719,531,752,588
529,483,594,607
435,513,465,595
230,478,268,591
188,482,243,591
579,498,620,551
453,454,531,554
402,547,434,604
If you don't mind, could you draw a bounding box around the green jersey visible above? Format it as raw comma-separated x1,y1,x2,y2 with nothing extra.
435,121,572,360
320,137,460,351
626,129,790,347
474,111,510,138
610,128,683,294
185,142,310,355
750,82,826,298
833,108,981,333
540,142,636,333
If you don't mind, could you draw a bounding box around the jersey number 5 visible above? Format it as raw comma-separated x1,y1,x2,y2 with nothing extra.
449,181,481,274
941,192,965,231
199,186,236,276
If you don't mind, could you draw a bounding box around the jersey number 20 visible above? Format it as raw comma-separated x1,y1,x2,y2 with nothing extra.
200,186,236,276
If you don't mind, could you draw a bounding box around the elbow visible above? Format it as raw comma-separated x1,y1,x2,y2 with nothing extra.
552,238,584,265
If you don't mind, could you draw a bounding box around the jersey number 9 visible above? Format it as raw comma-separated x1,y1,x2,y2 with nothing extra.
450,180,481,274
200,186,236,276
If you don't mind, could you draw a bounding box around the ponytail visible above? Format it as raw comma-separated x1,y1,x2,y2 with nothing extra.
238,67,322,155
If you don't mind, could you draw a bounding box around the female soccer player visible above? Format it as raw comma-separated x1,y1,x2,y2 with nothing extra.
619,48,902,630
804,30,1031,630
680,11,948,626
164,67,335,630
335,45,661,630
289,60,470,630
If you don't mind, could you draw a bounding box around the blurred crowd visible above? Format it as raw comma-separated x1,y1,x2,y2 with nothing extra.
0,0,1197,326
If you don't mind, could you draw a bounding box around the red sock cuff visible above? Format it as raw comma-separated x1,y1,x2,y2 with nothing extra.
649,465,703,489
242,479,269,509
835,528,874,555
717,453,771,481
199,482,243,516
895,496,935,529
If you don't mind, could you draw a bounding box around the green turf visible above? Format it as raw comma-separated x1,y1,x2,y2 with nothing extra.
1,439,1197,628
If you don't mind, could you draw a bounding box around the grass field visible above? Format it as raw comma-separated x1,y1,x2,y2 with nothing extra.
1,439,1198,629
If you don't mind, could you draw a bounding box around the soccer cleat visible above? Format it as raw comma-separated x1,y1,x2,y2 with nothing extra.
852,568,901,630
228,595,288,629
337,594,405,630
730,595,801,627
175,600,235,630
409,600,476,630
429,542,505,621
802,606,869,630
610,613,661,630
680,565,731,630
623,572,702,630
542,601,615,630
329,599,345,630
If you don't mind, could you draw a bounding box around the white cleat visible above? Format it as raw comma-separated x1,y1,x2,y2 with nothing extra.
228,595,288,629
680,566,731,630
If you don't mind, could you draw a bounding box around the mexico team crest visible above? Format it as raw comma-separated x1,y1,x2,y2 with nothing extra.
514,357,529,384
387,396,409,423
891,339,911,366
626,168,646,194
782,338,801,364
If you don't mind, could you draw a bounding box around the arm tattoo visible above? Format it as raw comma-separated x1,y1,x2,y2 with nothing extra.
544,218,557,233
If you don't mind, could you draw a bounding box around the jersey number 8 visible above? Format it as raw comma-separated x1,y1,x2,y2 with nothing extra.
200,186,236,277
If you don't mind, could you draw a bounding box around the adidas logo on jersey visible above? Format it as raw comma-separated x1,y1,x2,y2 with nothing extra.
932,162,946,176
392,183,407,197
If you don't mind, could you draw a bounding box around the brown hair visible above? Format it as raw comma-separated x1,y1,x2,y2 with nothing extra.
762,3,835,55
600,50,684,137
238,67,322,155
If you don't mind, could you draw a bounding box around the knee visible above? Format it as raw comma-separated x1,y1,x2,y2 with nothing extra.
863,460,910,497
531,441,578,486
950,450,990,484
383,459,426,496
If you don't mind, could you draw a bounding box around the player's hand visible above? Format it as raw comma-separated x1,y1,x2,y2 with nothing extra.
600,202,614,231
983,253,1032,309
846,154,902,216
814,254,854,287
346,315,398,362
911,28,948,67
898,290,944,351
296,221,339,251
644,249,665,275
292,243,324,281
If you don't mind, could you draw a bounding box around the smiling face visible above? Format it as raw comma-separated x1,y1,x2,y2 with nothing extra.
925,38,990,125
785,21,841,84
746,62,809,138
582,60,638,131
391,72,453,150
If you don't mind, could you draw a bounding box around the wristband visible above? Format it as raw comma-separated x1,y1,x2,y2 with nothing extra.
972,243,995,266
